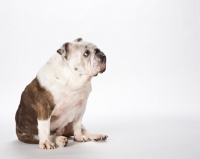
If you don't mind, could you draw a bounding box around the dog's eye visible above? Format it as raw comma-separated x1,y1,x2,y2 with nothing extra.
83,50,90,57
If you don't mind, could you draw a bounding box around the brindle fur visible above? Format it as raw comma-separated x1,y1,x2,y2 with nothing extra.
15,78,55,143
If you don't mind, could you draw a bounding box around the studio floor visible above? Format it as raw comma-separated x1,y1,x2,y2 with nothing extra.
1,111,200,159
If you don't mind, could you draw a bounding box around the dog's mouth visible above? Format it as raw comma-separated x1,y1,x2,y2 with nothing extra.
100,63,106,73
94,64,106,77
93,49,106,77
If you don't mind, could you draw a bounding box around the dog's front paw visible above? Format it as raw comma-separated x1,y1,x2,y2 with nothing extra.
88,134,108,141
55,136,68,147
74,135,89,142
39,140,56,149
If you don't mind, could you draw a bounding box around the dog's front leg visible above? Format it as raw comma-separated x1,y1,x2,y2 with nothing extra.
81,125,108,141
73,102,89,142
73,121,89,142
37,118,56,149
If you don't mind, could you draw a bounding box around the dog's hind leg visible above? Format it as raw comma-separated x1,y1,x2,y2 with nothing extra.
16,126,39,144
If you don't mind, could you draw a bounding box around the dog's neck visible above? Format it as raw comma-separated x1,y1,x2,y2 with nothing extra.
37,54,92,91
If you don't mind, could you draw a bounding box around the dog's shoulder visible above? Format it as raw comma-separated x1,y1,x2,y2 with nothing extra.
37,54,68,88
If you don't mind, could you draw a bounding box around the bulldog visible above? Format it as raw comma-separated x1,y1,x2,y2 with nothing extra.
15,38,107,149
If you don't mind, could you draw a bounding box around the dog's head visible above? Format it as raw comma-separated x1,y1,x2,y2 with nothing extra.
57,38,106,77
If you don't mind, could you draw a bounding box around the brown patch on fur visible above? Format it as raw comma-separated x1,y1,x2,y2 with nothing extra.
62,123,89,138
76,38,83,42
16,126,39,144
62,123,74,137
57,49,63,55
50,128,58,135
15,77,55,144
64,42,71,60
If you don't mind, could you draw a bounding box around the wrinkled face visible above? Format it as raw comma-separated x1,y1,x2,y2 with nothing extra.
57,38,106,77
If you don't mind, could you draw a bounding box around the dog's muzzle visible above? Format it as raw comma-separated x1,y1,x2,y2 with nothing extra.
95,51,106,73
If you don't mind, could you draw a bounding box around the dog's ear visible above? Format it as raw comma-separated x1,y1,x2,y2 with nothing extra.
74,38,83,42
57,42,72,60
57,48,64,55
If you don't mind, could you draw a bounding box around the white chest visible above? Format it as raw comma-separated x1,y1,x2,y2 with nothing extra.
36,54,92,130
52,91,87,118
50,86,90,130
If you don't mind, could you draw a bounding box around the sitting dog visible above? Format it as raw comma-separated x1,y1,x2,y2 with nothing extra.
15,38,107,149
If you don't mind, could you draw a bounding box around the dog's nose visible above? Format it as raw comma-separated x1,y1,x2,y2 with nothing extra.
101,55,106,63
95,49,106,63
96,52,106,63
98,51,105,57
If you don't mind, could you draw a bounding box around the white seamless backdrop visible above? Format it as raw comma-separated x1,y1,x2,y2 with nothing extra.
0,0,200,159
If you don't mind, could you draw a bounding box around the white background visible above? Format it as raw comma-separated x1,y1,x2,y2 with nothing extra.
0,0,200,158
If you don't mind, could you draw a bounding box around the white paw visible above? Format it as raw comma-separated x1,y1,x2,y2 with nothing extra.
55,136,68,147
87,134,108,141
39,140,56,149
74,135,89,142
